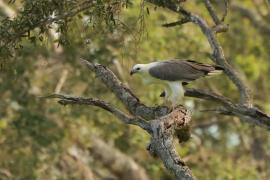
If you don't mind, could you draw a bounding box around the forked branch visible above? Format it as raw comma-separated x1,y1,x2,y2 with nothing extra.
185,89,270,130
43,94,151,133
45,60,195,180
146,0,252,107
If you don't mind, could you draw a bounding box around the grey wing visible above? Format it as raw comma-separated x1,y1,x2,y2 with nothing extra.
148,60,218,81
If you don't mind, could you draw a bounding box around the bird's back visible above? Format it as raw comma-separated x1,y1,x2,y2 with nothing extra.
148,59,223,82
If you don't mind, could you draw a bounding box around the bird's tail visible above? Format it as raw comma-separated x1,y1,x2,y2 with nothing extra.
207,65,224,76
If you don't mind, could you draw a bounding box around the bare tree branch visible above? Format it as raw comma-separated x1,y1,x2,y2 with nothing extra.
185,88,270,130
221,0,229,22
45,55,270,179
146,0,252,107
203,0,229,26
162,18,190,28
43,94,152,133
45,60,195,179
204,0,221,25
148,108,194,180
184,88,234,107
80,59,170,120
43,2,270,179
213,23,229,33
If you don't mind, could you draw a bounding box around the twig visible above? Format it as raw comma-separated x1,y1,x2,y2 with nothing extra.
184,88,234,107
204,0,221,25
162,18,190,28
221,0,229,22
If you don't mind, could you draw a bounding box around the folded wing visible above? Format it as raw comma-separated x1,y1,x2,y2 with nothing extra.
148,59,223,81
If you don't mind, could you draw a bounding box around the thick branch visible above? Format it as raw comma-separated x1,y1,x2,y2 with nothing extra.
45,95,195,179
186,12,251,107
148,108,194,180
81,59,170,120
80,58,270,130
146,0,252,107
184,88,235,107
185,88,270,130
45,60,195,179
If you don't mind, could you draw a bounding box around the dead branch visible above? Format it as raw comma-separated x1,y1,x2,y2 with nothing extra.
185,88,270,130
43,2,270,179
162,18,190,27
43,94,152,133
147,108,193,179
146,0,252,106
221,0,229,22
45,56,270,179
204,0,221,25
45,60,195,180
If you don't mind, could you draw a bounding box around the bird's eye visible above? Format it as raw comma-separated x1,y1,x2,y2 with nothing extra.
136,67,140,70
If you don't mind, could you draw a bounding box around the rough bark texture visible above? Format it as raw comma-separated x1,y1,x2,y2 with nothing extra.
46,60,195,179
82,61,170,120
148,108,193,180
46,58,270,179
146,0,270,129
185,88,270,129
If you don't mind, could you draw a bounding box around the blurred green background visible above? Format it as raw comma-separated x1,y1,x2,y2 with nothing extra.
0,0,270,179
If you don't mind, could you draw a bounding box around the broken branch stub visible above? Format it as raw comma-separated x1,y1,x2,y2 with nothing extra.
147,106,194,180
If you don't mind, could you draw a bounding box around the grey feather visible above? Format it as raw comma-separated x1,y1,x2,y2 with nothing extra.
149,59,223,81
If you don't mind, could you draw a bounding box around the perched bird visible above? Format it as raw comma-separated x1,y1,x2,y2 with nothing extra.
130,59,223,107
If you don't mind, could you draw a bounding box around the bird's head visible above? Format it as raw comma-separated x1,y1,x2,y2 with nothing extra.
130,64,147,75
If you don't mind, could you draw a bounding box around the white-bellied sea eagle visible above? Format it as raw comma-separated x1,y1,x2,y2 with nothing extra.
130,59,223,107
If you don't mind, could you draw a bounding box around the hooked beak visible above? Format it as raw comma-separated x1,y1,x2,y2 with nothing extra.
130,69,135,76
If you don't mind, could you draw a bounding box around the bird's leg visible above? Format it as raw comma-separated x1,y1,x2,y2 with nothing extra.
168,82,184,111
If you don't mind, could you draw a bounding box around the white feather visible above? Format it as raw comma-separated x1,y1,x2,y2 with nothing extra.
166,82,184,106
207,70,223,76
